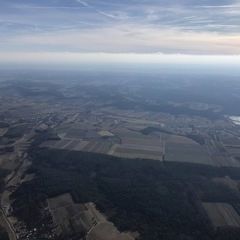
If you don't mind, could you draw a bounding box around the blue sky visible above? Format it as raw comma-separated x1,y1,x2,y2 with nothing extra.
0,0,240,64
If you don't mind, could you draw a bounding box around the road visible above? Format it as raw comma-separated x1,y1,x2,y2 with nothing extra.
0,208,17,240
0,130,37,240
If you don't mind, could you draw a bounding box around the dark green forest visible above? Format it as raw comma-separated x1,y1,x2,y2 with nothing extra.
0,227,9,240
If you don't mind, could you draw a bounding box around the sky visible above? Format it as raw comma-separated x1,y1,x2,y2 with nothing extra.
0,0,240,66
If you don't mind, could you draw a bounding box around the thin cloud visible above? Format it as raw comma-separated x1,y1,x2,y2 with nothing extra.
0,0,239,55
76,0,89,7
3,24,240,54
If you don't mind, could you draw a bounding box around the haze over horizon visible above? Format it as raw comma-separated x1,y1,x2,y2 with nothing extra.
0,0,240,66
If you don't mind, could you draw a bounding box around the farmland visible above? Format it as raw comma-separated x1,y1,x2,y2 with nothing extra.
48,193,135,240
110,144,163,160
40,118,240,167
164,134,212,165
203,202,240,228
2,72,240,240
41,139,89,151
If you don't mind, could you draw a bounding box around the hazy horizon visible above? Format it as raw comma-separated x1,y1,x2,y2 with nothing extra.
1,0,240,66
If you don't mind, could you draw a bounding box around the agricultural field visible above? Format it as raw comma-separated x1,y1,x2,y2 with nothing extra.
210,154,240,167
48,193,94,236
109,127,164,160
206,139,240,167
222,142,240,161
164,134,212,165
98,130,114,138
214,136,240,166
212,176,239,192
42,123,165,159
66,128,98,139
56,121,99,140
48,193,135,240
39,115,240,167
0,153,18,170
112,128,144,139
4,124,30,139
225,146,240,159
202,202,240,228
41,139,113,154
110,144,163,160
121,136,161,146
221,136,240,146
41,139,89,151
0,128,8,137
83,141,113,154
87,222,135,240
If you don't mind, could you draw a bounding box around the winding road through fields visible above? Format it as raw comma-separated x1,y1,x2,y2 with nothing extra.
0,208,17,240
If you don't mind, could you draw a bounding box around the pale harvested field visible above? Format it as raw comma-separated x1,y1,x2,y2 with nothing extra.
87,222,134,240
41,139,112,154
54,139,70,148
41,139,89,151
0,128,7,137
110,144,163,161
203,202,240,228
20,173,35,184
62,139,80,149
48,194,96,235
48,194,135,239
72,140,89,151
0,153,18,170
48,193,74,210
212,176,239,191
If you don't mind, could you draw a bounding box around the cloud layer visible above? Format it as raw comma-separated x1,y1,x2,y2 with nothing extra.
0,0,240,63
